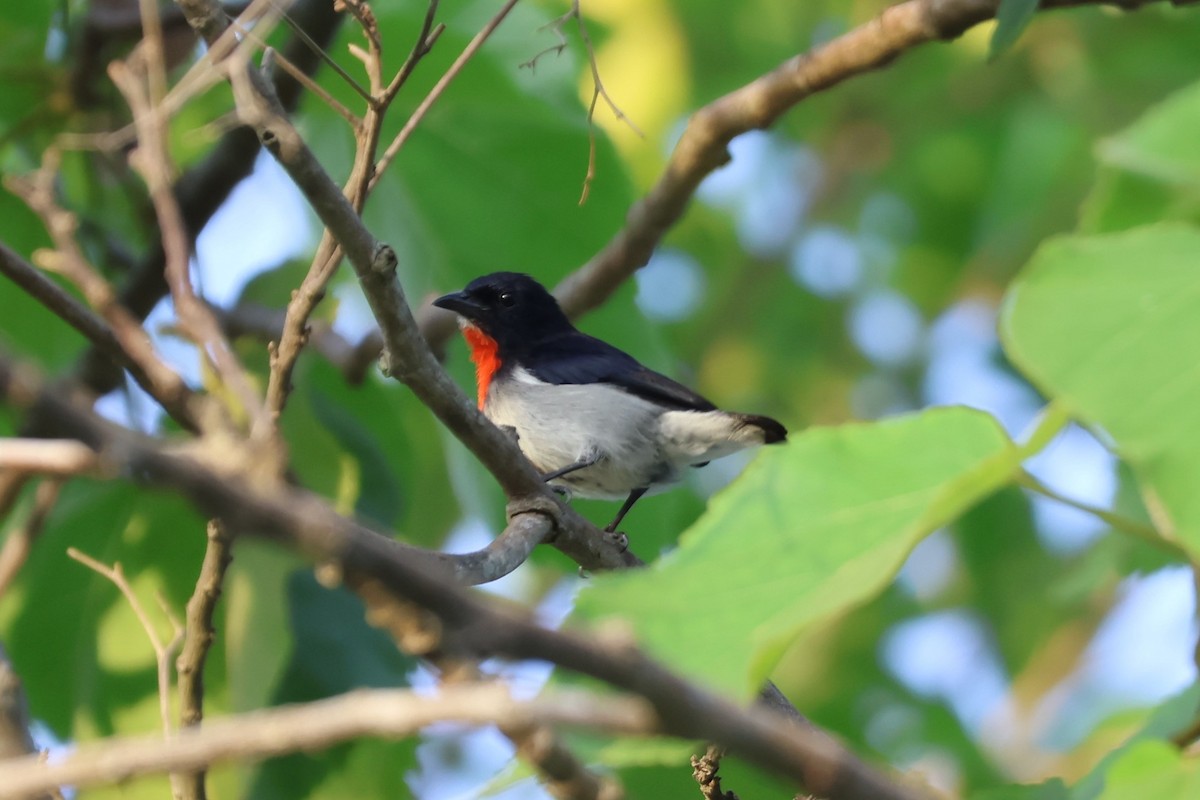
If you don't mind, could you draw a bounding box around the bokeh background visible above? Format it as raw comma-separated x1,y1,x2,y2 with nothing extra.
2,0,1200,797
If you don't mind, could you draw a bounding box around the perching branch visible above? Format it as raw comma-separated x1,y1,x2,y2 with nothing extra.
176,0,640,573
0,684,655,800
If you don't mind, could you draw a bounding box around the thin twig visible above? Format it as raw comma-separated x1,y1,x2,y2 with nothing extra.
568,0,641,204
370,0,523,191
275,0,375,104
0,480,62,600
383,0,444,103
112,41,263,425
258,44,361,128
4,154,202,430
66,549,185,739
174,520,233,800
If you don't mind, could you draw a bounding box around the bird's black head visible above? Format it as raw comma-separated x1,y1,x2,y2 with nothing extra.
433,272,574,354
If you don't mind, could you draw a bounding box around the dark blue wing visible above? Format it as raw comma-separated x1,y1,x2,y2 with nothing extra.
525,332,716,412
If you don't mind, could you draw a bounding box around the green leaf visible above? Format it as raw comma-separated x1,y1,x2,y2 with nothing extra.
1081,79,1200,233
308,385,402,528
0,481,216,791
574,407,1021,697
1070,682,1200,800
971,780,1070,800
989,0,1041,61
1001,224,1200,555
1092,739,1200,800
1097,79,1200,188
247,572,418,799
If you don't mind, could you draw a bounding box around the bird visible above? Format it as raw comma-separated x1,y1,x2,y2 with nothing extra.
433,272,787,533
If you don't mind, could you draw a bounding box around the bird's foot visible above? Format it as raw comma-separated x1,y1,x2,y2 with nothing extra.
548,484,573,502
499,424,520,445
602,529,629,552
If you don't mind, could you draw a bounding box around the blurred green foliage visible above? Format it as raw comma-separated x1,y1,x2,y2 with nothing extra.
1,1,1200,799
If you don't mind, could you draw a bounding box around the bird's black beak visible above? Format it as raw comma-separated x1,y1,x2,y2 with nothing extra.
433,290,484,320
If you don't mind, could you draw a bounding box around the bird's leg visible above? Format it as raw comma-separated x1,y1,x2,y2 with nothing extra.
540,450,601,483
604,487,648,533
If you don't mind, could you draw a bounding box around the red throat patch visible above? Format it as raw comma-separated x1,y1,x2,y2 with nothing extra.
461,325,500,409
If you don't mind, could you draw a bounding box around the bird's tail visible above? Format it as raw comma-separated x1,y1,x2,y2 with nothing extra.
660,410,788,467
732,413,788,445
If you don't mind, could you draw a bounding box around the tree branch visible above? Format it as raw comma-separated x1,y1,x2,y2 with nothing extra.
0,240,200,429
0,440,98,476
72,0,344,402
0,352,927,800
176,0,640,573
174,520,232,800
0,685,655,800
0,480,61,600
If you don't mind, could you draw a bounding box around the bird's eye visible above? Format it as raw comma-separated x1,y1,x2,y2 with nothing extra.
498,291,516,308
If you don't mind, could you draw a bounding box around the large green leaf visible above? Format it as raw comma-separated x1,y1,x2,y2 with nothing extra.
1092,740,1200,800
1001,224,1200,554
574,407,1021,697
247,572,418,799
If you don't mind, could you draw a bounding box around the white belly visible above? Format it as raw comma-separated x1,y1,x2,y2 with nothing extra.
485,368,766,500
484,371,678,499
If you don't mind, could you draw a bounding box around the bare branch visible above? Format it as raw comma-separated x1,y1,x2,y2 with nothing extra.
5,156,203,431
370,0,522,190
0,480,62,600
552,0,1168,318
0,685,655,800
71,0,345,407
383,0,445,103
112,40,264,425
0,240,202,432
0,440,98,476
174,520,233,800
355,582,620,800
66,549,184,740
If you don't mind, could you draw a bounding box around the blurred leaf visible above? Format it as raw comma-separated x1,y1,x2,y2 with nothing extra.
1092,739,1200,800
1096,79,1200,188
1070,682,1200,800
989,0,1041,61
971,780,1070,800
309,385,402,527
248,571,418,798
575,407,1021,697
0,482,212,739
1081,79,1200,233
1078,167,1195,235
1001,224,1200,555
